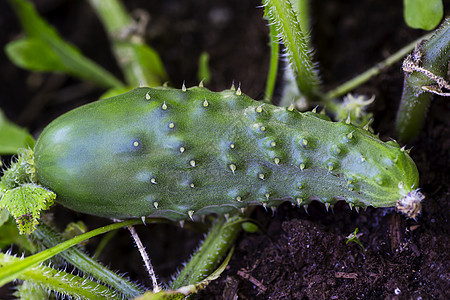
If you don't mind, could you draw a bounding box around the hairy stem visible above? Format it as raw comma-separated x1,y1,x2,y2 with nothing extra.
264,0,320,101
0,253,121,299
126,225,160,293
33,222,144,299
169,214,243,289
0,219,143,287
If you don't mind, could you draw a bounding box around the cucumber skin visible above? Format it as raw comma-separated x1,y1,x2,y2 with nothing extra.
34,87,419,220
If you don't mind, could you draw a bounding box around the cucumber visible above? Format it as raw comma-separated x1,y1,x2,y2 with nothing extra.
34,86,421,220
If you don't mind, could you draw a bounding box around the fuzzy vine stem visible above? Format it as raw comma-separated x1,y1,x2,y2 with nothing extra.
169,214,244,290
0,219,143,287
32,222,144,298
264,0,321,101
0,253,121,300
291,0,311,47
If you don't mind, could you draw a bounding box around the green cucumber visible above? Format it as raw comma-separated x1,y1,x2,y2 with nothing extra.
33,86,422,220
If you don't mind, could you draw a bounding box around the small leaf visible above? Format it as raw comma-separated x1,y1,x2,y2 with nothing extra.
0,183,55,235
5,37,67,72
346,228,365,252
404,0,443,30
0,110,35,155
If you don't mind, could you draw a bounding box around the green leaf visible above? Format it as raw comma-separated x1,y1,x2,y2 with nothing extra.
404,0,443,30
0,183,55,235
0,110,34,155
7,0,124,88
0,209,9,226
5,37,67,72
346,228,365,252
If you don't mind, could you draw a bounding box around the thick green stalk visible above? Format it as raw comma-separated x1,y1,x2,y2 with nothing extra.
88,0,168,87
264,0,320,101
395,17,450,142
33,222,144,299
169,215,242,289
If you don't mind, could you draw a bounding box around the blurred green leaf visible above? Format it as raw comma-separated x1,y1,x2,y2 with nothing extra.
0,110,34,155
7,0,124,88
5,37,67,72
404,0,443,30
122,42,169,86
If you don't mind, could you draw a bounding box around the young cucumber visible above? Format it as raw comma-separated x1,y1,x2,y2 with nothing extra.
34,86,421,220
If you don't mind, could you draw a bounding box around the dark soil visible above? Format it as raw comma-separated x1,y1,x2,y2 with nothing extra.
1,0,449,299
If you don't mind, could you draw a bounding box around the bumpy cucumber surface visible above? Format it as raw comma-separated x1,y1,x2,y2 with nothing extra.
34,87,420,220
